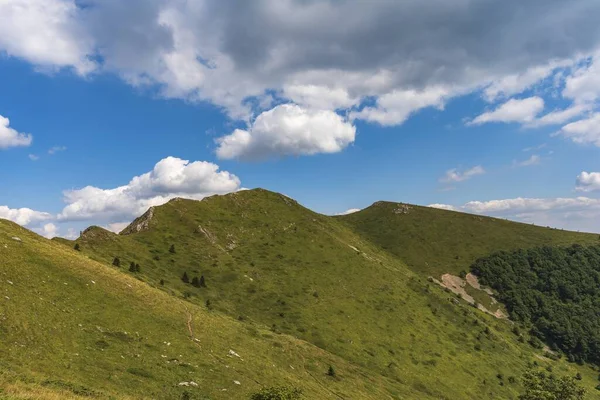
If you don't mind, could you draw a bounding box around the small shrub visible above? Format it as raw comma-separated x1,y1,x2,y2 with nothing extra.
200,275,206,288
191,276,200,287
249,386,303,400
112,257,120,267
160,279,165,286
74,243,80,251
182,272,189,283
575,372,582,381
169,244,176,254
129,262,136,272
327,365,336,377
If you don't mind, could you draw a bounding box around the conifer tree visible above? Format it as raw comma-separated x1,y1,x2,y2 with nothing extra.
181,271,189,283
191,276,200,287
129,262,136,272
135,263,141,272
112,257,120,267
169,244,176,254
200,275,206,288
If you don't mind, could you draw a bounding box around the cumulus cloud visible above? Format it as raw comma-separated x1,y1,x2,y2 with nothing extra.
0,115,32,149
469,97,545,125
215,104,356,160
36,223,58,239
430,197,600,233
58,156,240,222
1,0,600,126
28,154,39,161
0,0,94,74
513,155,541,167
0,205,52,226
576,172,600,192
556,113,600,147
440,166,485,183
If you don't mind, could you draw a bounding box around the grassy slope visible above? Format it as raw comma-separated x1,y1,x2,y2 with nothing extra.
338,201,599,278
72,189,599,399
0,219,416,400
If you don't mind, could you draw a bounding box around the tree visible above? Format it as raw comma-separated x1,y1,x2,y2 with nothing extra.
73,243,80,251
327,366,336,377
159,279,165,286
129,262,136,272
250,386,303,400
199,275,206,288
169,244,176,254
135,263,141,272
191,276,200,287
112,257,120,267
181,271,189,283
518,370,586,400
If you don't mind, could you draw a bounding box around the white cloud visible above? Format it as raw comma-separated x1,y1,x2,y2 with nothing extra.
556,113,600,147
429,197,600,233
36,223,58,239
0,115,32,149
0,205,52,226
563,55,600,104
1,1,599,127
28,154,39,161
350,87,451,126
0,0,94,74
513,155,541,167
282,84,359,110
336,208,361,216
48,146,67,155
523,143,547,152
576,172,600,192
469,97,545,125
216,104,356,160
440,166,485,183
58,156,241,222
429,204,457,211
483,61,570,102
105,222,130,233
526,103,591,127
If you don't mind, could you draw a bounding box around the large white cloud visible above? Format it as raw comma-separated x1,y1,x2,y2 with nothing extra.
0,205,52,226
576,172,600,192
469,97,545,125
215,104,356,160
563,55,600,104
1,0,600,126
430,197,600,233
0,115,32,149
0,0,94,74
58,156,241,221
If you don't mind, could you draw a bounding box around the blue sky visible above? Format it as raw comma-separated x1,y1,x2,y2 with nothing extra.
1,0,600,238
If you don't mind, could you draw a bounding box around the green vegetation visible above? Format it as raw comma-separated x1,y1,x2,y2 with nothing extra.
519,369,586,400
472,244,600,364
3,189,599,399
338,201,598,278
250,386,303,400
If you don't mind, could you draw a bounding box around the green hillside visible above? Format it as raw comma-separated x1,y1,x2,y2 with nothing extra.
0,218,412,400
338,201,599,278
66,189,599,399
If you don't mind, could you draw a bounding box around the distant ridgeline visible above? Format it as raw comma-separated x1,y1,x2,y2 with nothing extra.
472,244,600,364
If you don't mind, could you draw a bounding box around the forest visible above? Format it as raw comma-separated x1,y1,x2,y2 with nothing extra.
472,244,600,364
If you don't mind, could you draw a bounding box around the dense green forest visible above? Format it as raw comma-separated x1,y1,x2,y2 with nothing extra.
472,244,600,364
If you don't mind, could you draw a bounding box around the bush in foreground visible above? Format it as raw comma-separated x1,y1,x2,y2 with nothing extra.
250,386,302,400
